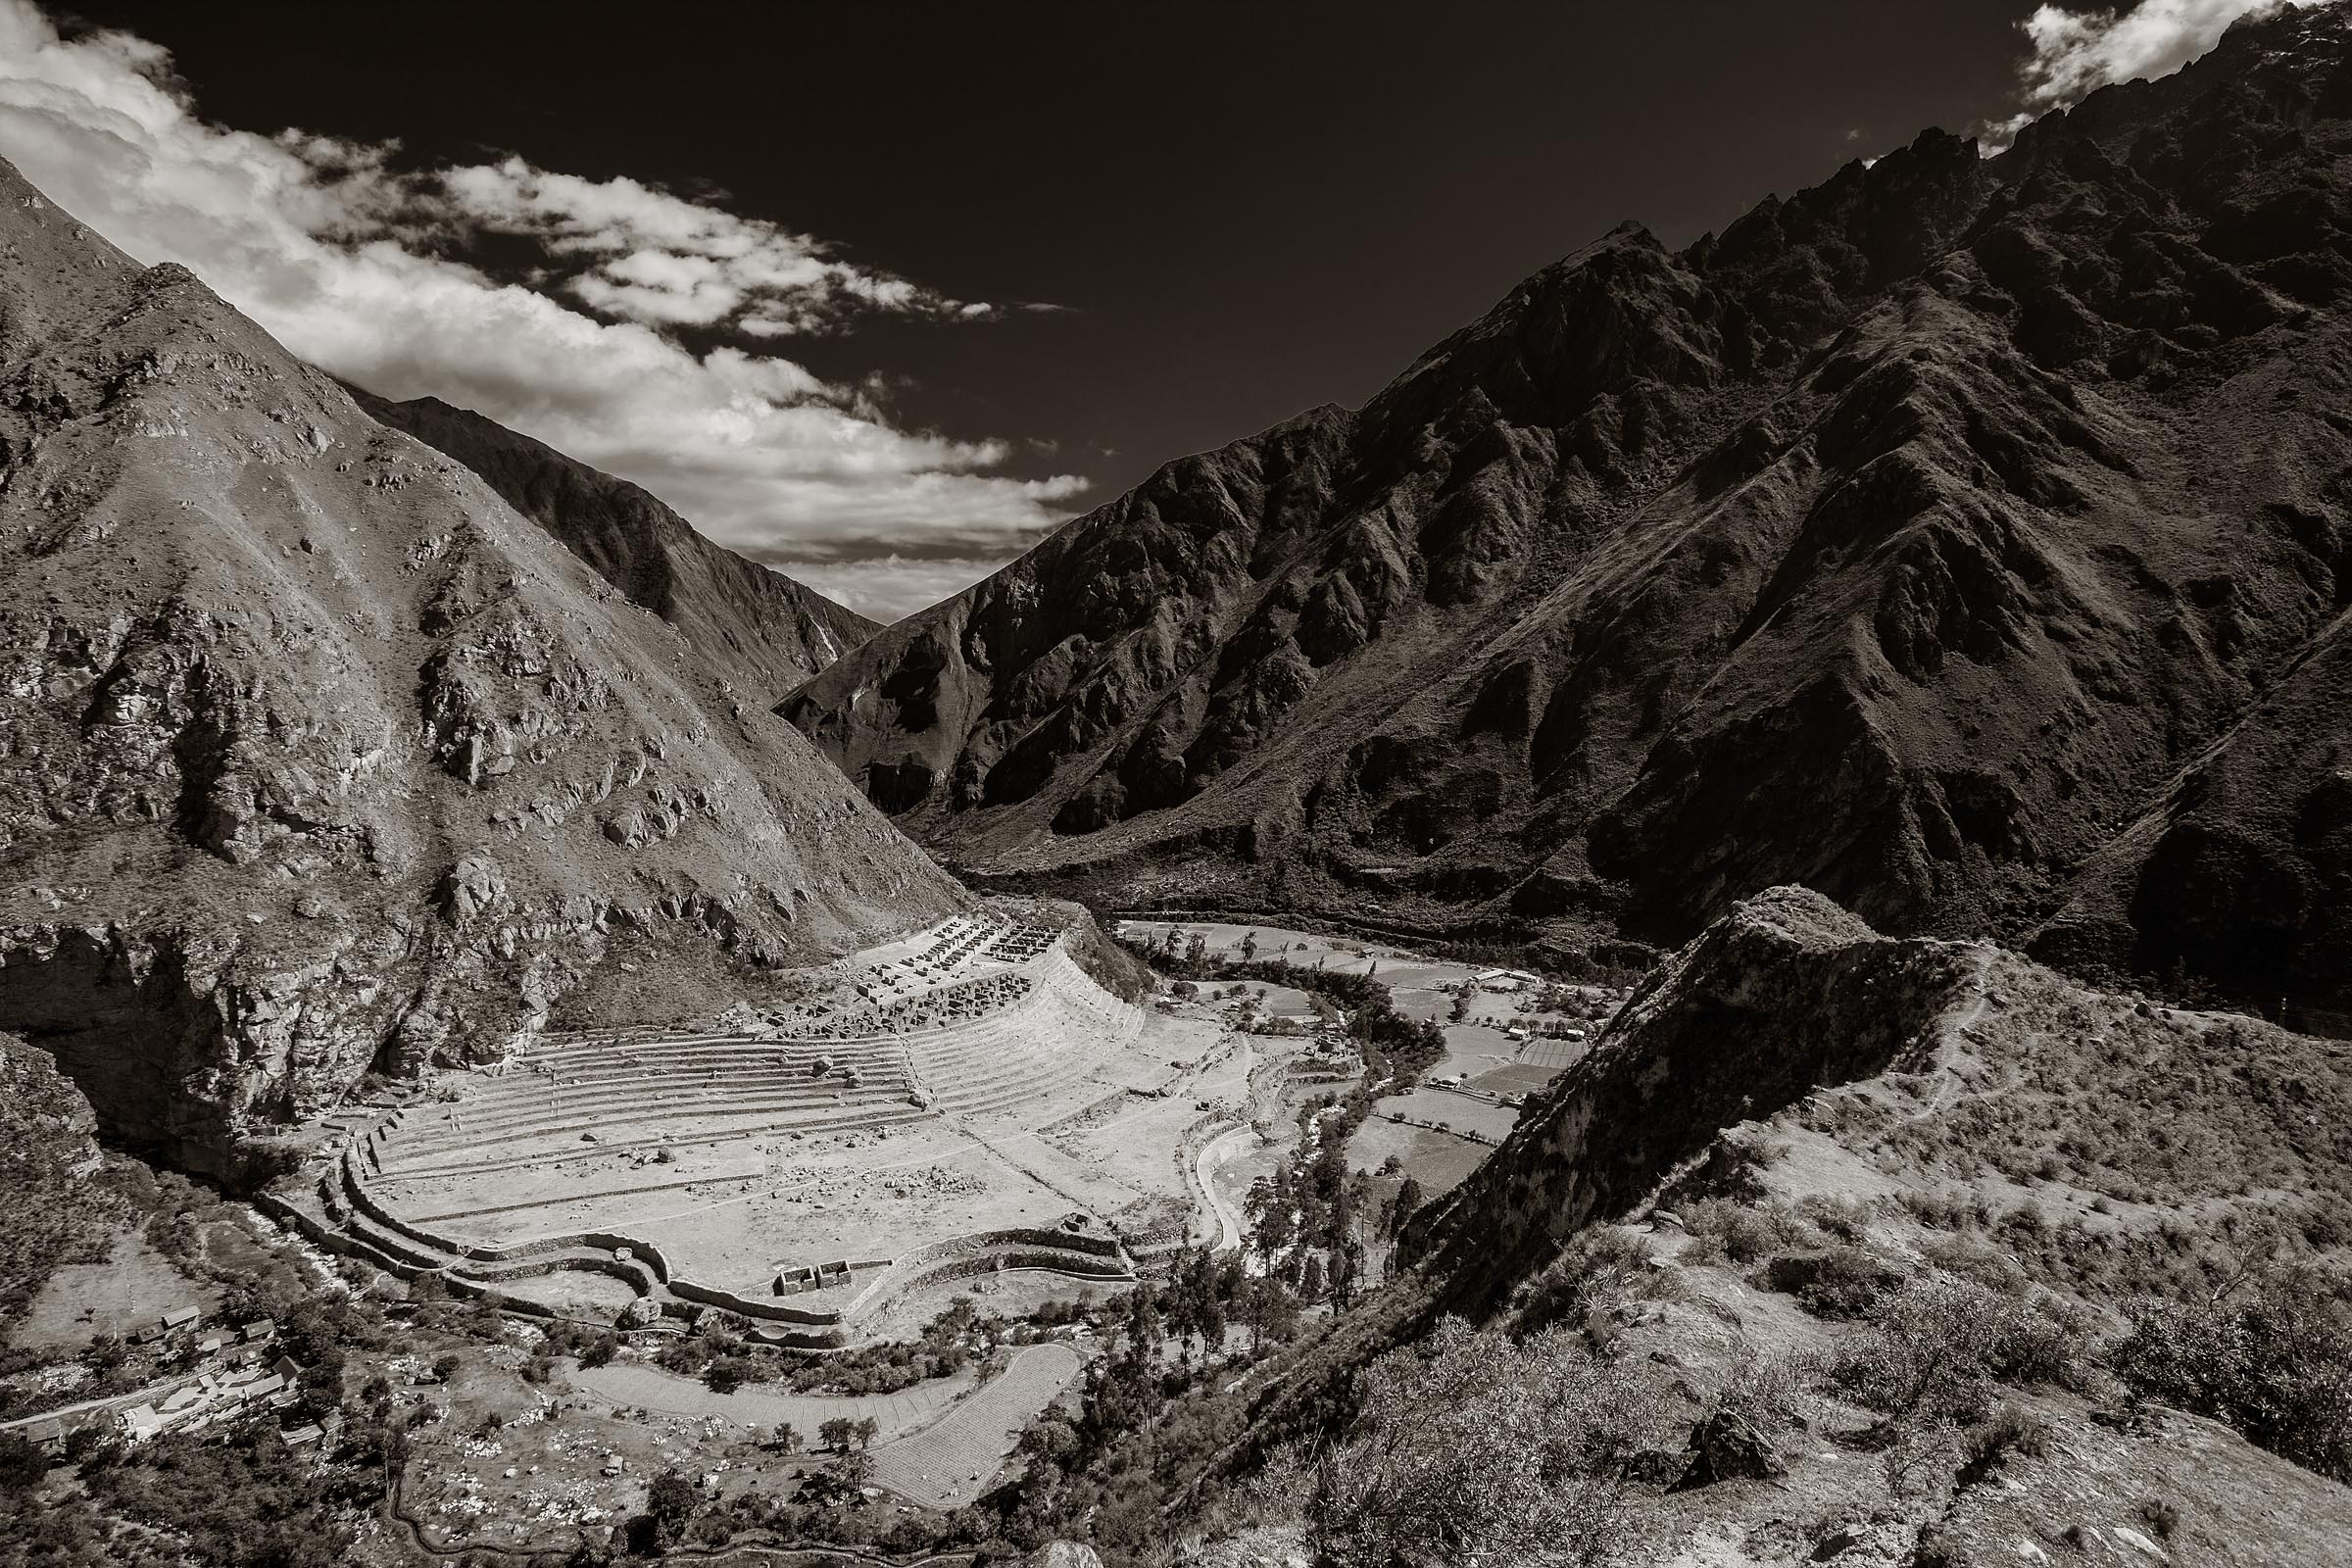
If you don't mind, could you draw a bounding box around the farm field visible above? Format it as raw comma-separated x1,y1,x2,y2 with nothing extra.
11,1232,214,1351
864,1343,1084,1507
571,1359,978,1442
1369,1088,1520,1142
1346,1117,1491,1195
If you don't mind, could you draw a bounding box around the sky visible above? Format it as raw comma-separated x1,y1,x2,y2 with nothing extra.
0,0,2303,622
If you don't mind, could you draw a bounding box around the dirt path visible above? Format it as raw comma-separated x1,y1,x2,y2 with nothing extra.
1196,1127,1255,1253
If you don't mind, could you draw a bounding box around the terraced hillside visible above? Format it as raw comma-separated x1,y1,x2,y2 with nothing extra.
265,913,1160,1339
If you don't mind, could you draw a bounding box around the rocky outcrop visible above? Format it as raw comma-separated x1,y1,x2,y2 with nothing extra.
1407,886,1969,1293
352,389,875,698
785,5,2352,1021
0,159,964,1176
0,1031,120,1311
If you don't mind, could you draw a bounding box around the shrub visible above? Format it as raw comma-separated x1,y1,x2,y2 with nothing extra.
1794,1194,1873,1244
2110,1270,2352,1483
1681,1199,1805,1265
1764,1246,1906,1318
1917,1235,2028,1298
2138,1496,2180,1540
1835,1276,2087,1425
1710,1345,1820,1430
1310,1317,1643,1568
1963,1403,2052,1469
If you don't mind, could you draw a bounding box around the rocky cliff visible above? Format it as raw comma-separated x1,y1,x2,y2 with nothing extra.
1408,886,1970,1295
785,4,2352,1020
352,389,876,699
1409,881,2352,1307
0,159,965,1177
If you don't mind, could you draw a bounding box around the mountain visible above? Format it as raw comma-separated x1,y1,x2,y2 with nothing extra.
0,157,964,1177
784,4,2352,1024
350,388,876,698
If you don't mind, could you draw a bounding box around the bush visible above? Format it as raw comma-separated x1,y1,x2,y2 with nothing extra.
1309,1317,1643,1568
1963,1403,2052,1469
1764,1247,1906,1318
1918,1235,2028,1298
1680,1199,1804,1265
2110,1270,2352,1482
1835,1276,2086,1425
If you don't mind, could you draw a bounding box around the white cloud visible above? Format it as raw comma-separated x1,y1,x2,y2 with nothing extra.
0,1,1083,612
1987,0,2311,147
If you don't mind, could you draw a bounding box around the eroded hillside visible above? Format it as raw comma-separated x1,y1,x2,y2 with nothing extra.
353,389,875,700
0,159,964,1177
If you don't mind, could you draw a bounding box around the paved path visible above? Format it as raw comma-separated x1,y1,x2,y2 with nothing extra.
569,1360,976,1440
864,1343,1083,1508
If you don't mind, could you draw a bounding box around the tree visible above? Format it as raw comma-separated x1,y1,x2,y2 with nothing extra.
646,1470,699,1534
0,1431,46,1488
854,1416,880,1449
773,1421,802,1453
818,1416,856,1451
432,1353,463,1384
1299,1253,1326,1300
839,1446,876,1489
703,1355,753,1396
1390,1176,1425,1237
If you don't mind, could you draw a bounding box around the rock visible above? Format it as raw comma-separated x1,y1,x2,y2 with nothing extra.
1019,1545,1104,1568
1682,1409,1787,1485
1621,1447,1688,1487
438,853,509,924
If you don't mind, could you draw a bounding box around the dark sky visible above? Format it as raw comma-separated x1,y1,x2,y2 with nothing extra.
66,0,2042,502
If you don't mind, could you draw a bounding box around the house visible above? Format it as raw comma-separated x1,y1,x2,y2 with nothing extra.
241,1319,276,1344
119,1405,167,1443
271,1353,301,1383
24,1417,67,1457
237,1374,287,1403
195,1334,227,1357
160,1304,201,1334
279,1424,323,1448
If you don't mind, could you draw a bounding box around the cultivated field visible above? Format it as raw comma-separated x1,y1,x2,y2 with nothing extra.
864,1343,1083,1507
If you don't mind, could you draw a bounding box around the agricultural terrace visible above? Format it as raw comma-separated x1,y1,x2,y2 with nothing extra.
270,907,1265,1340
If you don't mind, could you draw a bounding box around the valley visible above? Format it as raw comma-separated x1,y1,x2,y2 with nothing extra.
6,5,2352,1567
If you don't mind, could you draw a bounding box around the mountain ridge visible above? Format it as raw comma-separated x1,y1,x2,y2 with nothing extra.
350,387,877,698
0,156,963,1176
785,4,2352,1025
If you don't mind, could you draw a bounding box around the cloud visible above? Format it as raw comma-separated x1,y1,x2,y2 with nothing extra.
1986,0,2310,147
0,1,1084,619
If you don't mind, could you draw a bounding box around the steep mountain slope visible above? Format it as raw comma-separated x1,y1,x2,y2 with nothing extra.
352,389,876,698
1245,886,2352,1565
0,158,964,1177
786,4,2352,1019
